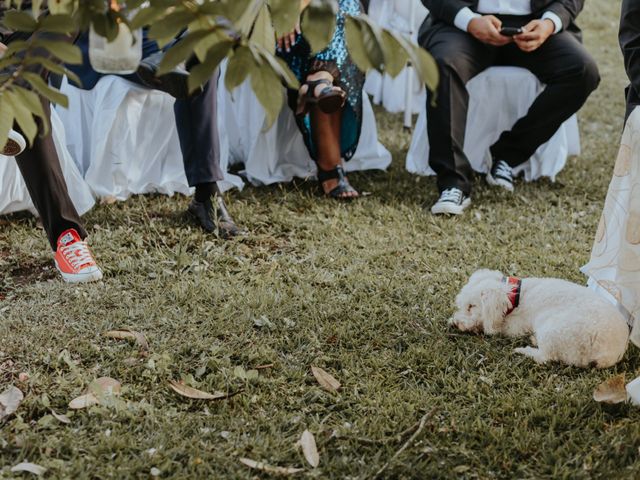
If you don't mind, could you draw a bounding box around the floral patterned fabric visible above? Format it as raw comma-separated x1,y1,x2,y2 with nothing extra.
583,107,640,345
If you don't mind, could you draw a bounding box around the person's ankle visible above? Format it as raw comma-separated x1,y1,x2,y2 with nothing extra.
194,182,218,203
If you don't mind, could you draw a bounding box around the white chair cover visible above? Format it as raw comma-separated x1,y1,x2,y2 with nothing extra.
406,66,581,182
220,67,392,186
365,0,429,114
55,76,244,202
0,108,95,216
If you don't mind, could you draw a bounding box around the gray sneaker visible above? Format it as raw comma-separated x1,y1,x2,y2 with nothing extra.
431,188,471,215
487,160,514,192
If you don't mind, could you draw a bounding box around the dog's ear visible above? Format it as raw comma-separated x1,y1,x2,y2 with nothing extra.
480,287,510,334
470,269,503,284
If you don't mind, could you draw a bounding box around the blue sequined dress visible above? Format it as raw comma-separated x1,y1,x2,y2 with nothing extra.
278,0,364,162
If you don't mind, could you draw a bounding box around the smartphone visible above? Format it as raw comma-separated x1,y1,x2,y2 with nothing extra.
500,27,523,36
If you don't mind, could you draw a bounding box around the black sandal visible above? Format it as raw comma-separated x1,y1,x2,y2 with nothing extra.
317,165,360,201
297,78,346,115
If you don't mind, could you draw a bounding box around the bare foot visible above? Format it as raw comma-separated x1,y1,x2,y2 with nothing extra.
318,170,359,199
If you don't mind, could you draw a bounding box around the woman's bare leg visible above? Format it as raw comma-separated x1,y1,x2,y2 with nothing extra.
306,71,359,199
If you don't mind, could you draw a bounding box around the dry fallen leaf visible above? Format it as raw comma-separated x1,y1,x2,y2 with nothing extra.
11,462,47,476
168,380,233,400
51,409,71,424
298,430,320,468
594,375,628,404
311,366,341,392
69,377,122,410
104,329,149,352
0,386,24,420
69,393,100,410
239,458,304,475
90,377,122,397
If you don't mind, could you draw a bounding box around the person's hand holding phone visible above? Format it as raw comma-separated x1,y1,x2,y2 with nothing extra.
468,15,512,46
513,19,555,52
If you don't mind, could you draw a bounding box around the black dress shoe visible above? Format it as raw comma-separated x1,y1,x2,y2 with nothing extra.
136,51,203,100
188,193,242,239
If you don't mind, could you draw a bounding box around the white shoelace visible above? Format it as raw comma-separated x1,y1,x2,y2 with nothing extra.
61,241,95,269
494,160,513,180
440,188,464,204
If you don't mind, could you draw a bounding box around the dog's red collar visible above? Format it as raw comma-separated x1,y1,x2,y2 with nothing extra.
503,276,522,316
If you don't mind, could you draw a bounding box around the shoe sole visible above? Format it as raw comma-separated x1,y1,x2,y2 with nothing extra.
55,260,104,283
431,198,471,215
2,134,26,157
486,173,514,192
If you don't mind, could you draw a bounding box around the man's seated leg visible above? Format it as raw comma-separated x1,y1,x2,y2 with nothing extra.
174,75,241,238
137,39,239,237
15,99,102,283
421,24,496,215
3,30,102,283
69,32,235,236
488,31,600,191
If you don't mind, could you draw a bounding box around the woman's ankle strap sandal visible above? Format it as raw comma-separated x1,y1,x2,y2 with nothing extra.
317,165,359,200
297,78,347,115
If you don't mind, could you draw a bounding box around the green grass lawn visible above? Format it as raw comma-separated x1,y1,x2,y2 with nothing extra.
2,1,640,478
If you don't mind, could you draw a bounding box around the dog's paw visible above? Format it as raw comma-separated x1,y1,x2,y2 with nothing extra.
514,346,547,364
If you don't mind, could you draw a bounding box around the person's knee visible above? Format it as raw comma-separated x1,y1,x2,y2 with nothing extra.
580,57,601,94
429,51,466,84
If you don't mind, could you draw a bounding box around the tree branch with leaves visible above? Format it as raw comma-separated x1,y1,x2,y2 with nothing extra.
0,0,438,147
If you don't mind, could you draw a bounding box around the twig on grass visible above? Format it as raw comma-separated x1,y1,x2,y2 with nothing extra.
254,363,274,370
372,408,437,480
341,409,435,445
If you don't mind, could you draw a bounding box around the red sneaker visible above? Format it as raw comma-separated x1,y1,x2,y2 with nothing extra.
54,229,103,283
1,129,27,157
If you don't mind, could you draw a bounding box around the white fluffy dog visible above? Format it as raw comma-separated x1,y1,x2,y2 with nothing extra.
450,269,629,368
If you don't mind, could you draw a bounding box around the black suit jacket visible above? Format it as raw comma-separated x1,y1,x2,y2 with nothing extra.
620,0,640,116
420,0,583,37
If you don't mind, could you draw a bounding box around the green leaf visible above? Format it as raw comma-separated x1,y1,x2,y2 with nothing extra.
2,10,38,33
130,7,168,30
38,14,77,34
0,94,15,153
187,40,234,93
31,39,82,64
13,86,48,137
360,19,384,70
224,46,254,91
21,72,69,108
344,17,372,73
269,0,300,37
250,58,283,130
250,44,298,90
393,34,439,93
157,30,210,76
4,90,39,145
300,0,337,54
250,4,275,55
236,0,263,37
193,26,236,63
380,30,409,78
148,10,196,48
